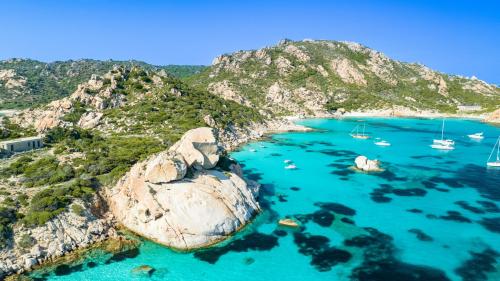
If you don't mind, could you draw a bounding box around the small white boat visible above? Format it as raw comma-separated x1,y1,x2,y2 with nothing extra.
285,164,297,170
433,139,455,146
350,123,370,139
284,159,293,164
249,148,257,152
486,136,500,167
432,120,455,148
374,140,391,146
430,143,455,150
468,132,484,140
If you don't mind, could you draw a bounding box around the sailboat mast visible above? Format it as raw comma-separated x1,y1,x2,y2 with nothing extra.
441,120,445,140
362,123,365,136
497,137,500,161
487,137,499,163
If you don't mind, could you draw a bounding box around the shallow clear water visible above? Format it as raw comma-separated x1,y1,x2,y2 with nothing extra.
30,118,500,281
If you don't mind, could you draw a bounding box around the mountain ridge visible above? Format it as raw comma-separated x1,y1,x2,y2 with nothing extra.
187,39,499,117
0,58,206,109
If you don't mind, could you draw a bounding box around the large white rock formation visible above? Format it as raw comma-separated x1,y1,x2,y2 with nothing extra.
354,155,382,172
108,127,260,250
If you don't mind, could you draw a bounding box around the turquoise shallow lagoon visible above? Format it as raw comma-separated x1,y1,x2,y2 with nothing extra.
29,118,500,281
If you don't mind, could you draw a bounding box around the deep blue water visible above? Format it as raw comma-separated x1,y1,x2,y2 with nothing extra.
29,118,500,281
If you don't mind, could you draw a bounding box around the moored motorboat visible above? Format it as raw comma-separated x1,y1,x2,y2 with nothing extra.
374,140,391,146
284,164,297,169
468,132,484,140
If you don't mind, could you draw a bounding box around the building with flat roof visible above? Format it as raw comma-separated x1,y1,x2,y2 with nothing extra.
0,136,44,153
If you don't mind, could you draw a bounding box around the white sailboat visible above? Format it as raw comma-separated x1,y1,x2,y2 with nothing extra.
486,137,500,167
431,120,455,150
350,123,370,139
468,132,484,140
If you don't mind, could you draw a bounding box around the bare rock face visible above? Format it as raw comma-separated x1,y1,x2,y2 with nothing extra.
144,152,187,184
0,199,114,278
485,108,500,124
108,127,260,250
77,111,103,129
354,155,382,172
169,127,220,170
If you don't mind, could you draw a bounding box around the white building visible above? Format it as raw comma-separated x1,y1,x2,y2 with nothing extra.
0,136,44,153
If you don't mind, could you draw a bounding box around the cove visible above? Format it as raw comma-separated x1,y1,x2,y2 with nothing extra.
27,118,500,281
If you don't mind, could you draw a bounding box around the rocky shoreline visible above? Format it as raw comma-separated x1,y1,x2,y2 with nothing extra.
0,119,309,279
1,111,498,279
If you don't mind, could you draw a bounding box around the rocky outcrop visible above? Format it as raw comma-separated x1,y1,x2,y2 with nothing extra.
354,155,382,172
0,199,114,278
144,151,187,184
108,127,260,250
77,111,103,129
484,108,500,124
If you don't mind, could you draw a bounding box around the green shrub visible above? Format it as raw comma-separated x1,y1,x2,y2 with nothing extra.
22,157,75,187
0,207,17,248
1,156,33,177
71,204,85,216
17,234,35,249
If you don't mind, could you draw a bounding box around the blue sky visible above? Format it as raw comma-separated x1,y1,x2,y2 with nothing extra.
0,0,499,84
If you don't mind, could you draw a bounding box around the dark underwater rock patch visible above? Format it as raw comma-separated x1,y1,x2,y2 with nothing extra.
347,228,450,281
319,149,357,158
439,211,472,223
428,176,464,188
479,217,500,234
408,229,433,242
273,229,288,237
242,169,263,181
393,188,427,197
407,208,423,214
277,194,288,202
476,201,500,213
87,261,97,268
314,202,356,216
330,169,355,177
311,210,335,227
270,153,282,157
193,232,279,264
455,248,499,281
411,155,443,160
455,201,485,214
290,186,301,191
341,217,355,224
54,264,83,276
374,170,408,182
352,260,451,281
105,248,140,264
370,184,426,203
243,257,255,265
293,232,351,272
453,164,500,200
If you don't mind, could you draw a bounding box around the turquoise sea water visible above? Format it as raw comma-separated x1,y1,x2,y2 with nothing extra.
29,118,500,281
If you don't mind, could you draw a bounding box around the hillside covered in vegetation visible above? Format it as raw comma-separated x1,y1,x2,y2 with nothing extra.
0,66,262,256
0,59,205,109
188,39,499,116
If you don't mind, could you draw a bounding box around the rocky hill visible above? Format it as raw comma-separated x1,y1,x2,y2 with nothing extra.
0,59,205,109
188,39,499,117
